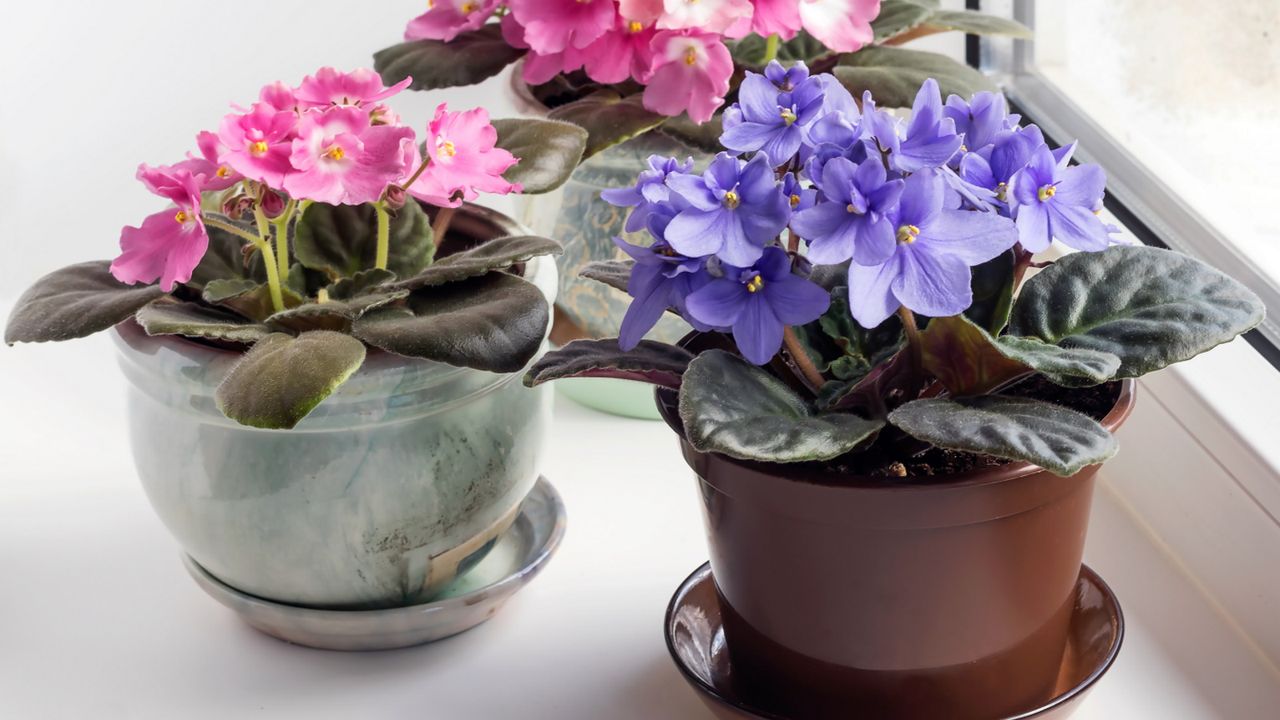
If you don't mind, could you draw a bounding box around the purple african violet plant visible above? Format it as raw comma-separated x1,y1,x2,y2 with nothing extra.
528,63,1265,476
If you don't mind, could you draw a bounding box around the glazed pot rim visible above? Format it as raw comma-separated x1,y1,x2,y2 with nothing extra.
655,365,1137,492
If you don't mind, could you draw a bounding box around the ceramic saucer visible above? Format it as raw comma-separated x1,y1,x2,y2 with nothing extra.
184,476,565,651
665,562,1123,720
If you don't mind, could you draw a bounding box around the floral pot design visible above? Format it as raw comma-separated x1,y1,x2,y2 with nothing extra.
115,206,555,611
656,380,1136,720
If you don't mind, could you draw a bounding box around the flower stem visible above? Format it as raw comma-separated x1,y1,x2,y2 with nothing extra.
431,206,456,247
761,33,781,65
897,306,923,370
398,157,432,191
204,214,286,313
783,326,826,391
374,202,392,270
203,216,260,244
273,199,296,280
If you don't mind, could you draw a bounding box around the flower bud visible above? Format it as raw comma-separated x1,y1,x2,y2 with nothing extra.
220,192,254,220
381,184,408,211
259,191,286,219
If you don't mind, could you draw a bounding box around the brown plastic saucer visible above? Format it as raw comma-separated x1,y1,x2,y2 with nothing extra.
665,563,1123,720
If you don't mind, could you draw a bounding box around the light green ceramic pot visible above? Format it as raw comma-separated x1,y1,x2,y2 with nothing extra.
114,207,556,610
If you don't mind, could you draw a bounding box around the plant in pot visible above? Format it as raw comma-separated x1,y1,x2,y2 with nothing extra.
4,67,589,647
373,0,1032,418
526,62,1265,718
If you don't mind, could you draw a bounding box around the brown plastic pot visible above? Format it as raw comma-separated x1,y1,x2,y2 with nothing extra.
655,378,1136,720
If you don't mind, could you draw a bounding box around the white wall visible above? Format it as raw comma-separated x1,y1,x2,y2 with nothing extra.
0,0,963,302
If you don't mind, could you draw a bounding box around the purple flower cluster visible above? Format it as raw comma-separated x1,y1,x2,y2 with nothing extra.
603,61,1115,366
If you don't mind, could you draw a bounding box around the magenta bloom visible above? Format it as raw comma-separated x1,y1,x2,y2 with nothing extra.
742,0,803,39
507,0,616,55
295,67,411,110
405,0,500,42
174,131,241,192
111,166,208,292
258,81,301,114
658,0,752,34
500,14,587,85
799,0,878,53
581,15,658,84
284,107,415,206
408,104,521,208
643,31,734,124
217,103,298,189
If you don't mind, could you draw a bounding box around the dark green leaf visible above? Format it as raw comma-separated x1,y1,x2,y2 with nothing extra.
678,350,884,463
834,46,996,108
889,395,1118,476
1008,246,1265,378
294,201,434,280
871,0,938,42
186,225,259,289
374,25,525,91
923,10,1033,38
731,30,833,66
995,336,1120,388
524,338,693,389
5,261,166,344
656,114,724,154
203,278,260,303
202,280,304,323
580,259,633,294
965,249,1016,334
548,91,667,159
392,235,561,291
215,331,367,430
135,298,268,343
264,290,409,334
492,118,588,194
326,269,397,300
354,272,549,373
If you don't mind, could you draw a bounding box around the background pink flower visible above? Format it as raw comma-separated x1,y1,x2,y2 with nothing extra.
111,166,208,291
581,15,658,84
295,67,411,109
658,0,753,34
404,0,501,42
507,0,616,55
409,104,521,207
739,0,803,39
643,31,734,124
284,107,415,205
800,0,879,53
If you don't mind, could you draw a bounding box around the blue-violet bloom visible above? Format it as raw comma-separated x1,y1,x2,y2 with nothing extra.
790,156,905,266
943,91,1009,153
720,61,826,166
1009,144,1111,252
601,154,695,233
664,152,791,267
614,235,711,350
685,246,831,365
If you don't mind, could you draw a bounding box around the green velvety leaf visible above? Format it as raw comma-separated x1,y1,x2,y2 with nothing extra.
547,91,667,160
888,395,1118,476
923,10,1033,38
202,280,304,323
731,30,833,66
679,349,884,463
871,0,938,41
264,290,409,334
215,331,367,430
135,298,268,343
186,225,259,289
294,201,434,280
492,118,588,194
5,261,166,344
354,272,549,373
525,338,693,389
326,269,397,300
921,315,1121,395
1008,245,1265,378
392,235,561,291
580,259,633,294
834,46,996,108
374,25,525,91
965,249,1016,334
656,114,725,155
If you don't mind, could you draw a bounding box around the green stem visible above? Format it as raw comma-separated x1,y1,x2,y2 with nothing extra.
204,214,285,313
203,216,260,244
272,199,296,281
761,33,781,65
374,202,391,271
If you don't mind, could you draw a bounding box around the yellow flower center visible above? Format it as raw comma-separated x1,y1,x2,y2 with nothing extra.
896,224,921,244
684,47,698,66
790,194,802,208
746,275,765,293
439,139,457,158
846,203,858,213
780,108,797,126
995,181,1008,202
216,166,231,178
461,1,477,12
174,210,191,225
628,20,644,33
723,190,740,209
1038,185,1057,202
325,146,346,161
249,140,269,156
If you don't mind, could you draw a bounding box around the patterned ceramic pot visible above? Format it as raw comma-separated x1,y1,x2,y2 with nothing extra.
113,206,556,610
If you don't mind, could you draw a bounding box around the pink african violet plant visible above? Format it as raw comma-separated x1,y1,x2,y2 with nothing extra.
6,67,589,430
376,1,1038,161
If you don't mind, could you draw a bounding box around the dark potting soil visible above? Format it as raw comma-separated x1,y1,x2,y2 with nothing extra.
827,379,1123,480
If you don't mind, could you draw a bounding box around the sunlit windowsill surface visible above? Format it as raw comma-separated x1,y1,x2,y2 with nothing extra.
1,322,1277,718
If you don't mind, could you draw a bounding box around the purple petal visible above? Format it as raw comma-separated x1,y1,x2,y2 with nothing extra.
667,174,719,211
765,275,831,326
757,125,804,167
925,209,1018,265
707,154,741,193
736,74,783,124
600,186,641,207
892,246,973,317
666,209,732,258
1015,202,1051,252
721,122,782,155
1049,204,1113,251
733,295,784,365
895,170,944,228
853,215,896,265
847,256,901,328
685,278,748,328
792,202,856,264
618,267,672,350
1054,163,1105,206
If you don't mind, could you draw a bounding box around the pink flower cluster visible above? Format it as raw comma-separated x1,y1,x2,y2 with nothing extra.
404,0,881,124
112,68,521,291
